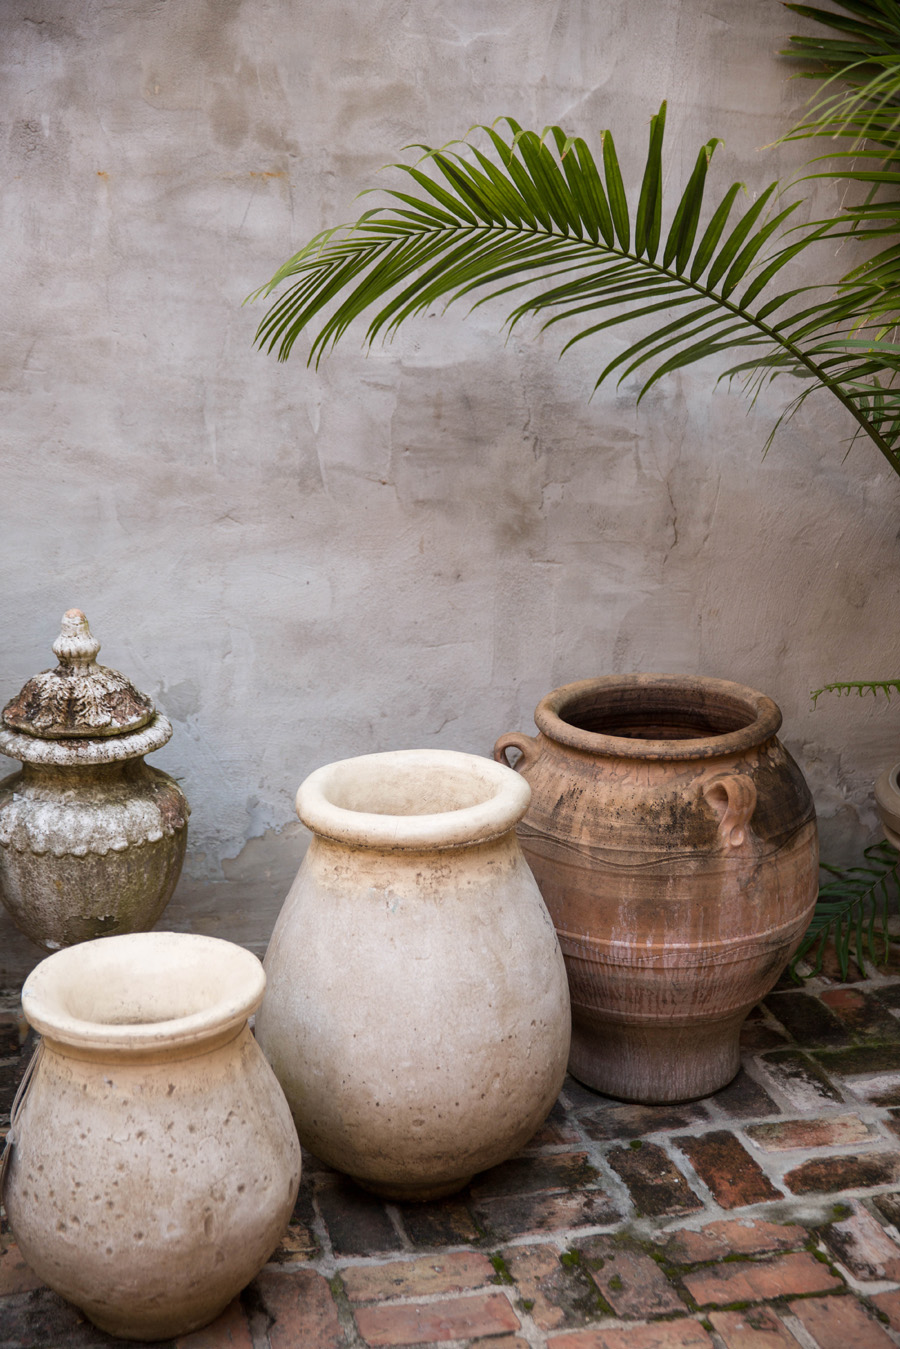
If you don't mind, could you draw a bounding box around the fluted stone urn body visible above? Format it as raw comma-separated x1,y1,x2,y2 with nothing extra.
0,611,189,950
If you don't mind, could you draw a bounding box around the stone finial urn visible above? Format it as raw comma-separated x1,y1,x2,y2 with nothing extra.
0,609,190,951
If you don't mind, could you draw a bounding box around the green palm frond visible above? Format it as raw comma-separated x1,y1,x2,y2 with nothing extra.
791,839,900,980
810,678,900,702
783,2,900,132
252,102,900,474
783,4,900,329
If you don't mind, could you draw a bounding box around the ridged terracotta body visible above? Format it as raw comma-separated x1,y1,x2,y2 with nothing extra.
256,748,571,1200
494,675,818,1104
3,933,301,1341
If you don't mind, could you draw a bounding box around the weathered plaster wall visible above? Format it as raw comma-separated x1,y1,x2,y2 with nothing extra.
2,0,899,983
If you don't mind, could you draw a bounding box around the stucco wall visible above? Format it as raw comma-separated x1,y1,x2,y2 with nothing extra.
2,0,899,984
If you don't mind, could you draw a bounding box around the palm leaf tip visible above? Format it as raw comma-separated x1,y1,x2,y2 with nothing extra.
811,678,900,703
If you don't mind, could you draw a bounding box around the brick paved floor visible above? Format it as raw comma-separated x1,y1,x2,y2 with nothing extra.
5,955,900,1347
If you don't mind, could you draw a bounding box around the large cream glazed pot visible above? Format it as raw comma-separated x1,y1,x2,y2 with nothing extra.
256,748,571,1200
494,674,818,1104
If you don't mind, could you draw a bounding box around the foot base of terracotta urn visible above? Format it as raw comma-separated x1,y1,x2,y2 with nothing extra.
568,1010,744,1104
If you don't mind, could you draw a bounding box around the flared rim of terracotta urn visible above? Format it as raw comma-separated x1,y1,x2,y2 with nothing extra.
21,932,266,1055
296,747,532,850
534,674,783,762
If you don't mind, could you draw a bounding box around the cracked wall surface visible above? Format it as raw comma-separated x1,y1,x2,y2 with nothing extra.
2,0,899,981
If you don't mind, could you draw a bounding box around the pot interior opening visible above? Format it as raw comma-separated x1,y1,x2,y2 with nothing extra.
559,688,757,742
60,977,220,1027
325,761,495,817
34,937,260,1034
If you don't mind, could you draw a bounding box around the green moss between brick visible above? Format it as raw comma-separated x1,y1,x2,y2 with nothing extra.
630,1234,679,1272
813,1043,900,1075
490,1253,514,1285
591,1289,616,1317
556,1248,615,1318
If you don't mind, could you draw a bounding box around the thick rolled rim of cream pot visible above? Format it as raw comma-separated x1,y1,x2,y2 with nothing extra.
21,932,266,1054
296,747,532,850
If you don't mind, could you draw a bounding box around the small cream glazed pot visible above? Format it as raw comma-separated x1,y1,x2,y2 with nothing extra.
256,748,571,1200
3,932,301,1341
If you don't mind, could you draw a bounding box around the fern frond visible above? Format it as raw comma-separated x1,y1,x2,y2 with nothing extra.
791,839,900,980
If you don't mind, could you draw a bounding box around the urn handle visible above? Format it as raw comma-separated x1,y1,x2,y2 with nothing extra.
702,773,758,848
493,732,540,772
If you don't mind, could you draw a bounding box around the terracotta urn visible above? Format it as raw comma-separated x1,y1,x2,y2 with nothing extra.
2,932,300,1341
256,748,571,1200
494,674,819,1103
0,609,189,950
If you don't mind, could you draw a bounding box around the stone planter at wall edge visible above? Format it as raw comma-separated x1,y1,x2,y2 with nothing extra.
875,762,900,848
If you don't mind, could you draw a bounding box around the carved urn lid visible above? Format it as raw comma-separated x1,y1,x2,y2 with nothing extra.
0,610,173,766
